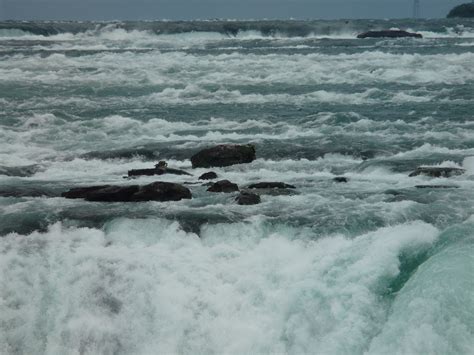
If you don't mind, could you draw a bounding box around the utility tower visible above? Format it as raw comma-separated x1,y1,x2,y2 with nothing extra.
413,0,420,18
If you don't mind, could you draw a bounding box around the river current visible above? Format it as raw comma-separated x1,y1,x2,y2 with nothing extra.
0,19,473,355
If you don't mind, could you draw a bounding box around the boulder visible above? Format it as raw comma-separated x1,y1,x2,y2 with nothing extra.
357,30,422,39
236,192,261,205
199,171,218,180
62,182,192,202
408,167,465,178
207,180,239,193
333,177,349,183
191,144,256,168
447,3,474,18
247,182,295,189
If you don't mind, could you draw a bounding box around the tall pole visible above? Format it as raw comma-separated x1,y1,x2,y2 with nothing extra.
413,0,420,19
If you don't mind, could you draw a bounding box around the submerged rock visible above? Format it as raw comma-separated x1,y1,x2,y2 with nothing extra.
191,144,256,168
408,167,465,178
207,180,239,193
62,182,192,202
415,185,459,189
199,171,218,180
357,30,422,39
333,177,349,183
247,182,296,189
236,192,261,205
0,164,42,177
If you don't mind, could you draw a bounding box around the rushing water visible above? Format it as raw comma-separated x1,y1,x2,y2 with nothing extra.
0,19,473,355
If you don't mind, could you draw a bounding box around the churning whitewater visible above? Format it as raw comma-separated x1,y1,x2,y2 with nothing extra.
0,19,473,355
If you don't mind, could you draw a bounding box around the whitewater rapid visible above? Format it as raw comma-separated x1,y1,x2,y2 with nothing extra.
1,19,473,355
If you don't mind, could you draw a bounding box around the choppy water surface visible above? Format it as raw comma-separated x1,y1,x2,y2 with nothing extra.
1,19,473,354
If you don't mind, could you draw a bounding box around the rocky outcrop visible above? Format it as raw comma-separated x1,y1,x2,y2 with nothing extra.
207,180,239,193
236,192,261,205
447,3,474,18
409,167,465,178
357,30,422,39
62,182,192,202
191,144,256,168
199,171,218,180
247,182,296,189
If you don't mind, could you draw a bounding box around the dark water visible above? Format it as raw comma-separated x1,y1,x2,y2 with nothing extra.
0,19,473,355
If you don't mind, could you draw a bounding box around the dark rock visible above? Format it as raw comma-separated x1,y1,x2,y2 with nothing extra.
447,3,474,18
191,144,256,168
333,177,349,183
357,30,422,39
207,180,239,193
199,171,218,180
408,167,465,178
236,192,261,205
247,182,296,189
62,185,112,199
415,185,459,189
128,167,192,177
62,182,192,202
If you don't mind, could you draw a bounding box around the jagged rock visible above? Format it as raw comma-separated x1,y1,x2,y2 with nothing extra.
62,182,192,202
333,177,349,183
236,192,261,205
207,180,239,193
357,30,422,39
247,182,296,189
447,3,474,18
408,167,465,178
191,144,256,168
199,171,218,180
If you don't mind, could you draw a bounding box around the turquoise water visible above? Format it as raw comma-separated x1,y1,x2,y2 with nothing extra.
0,19,473,354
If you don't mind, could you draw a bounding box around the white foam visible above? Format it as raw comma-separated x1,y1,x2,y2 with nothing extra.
0,219,440,354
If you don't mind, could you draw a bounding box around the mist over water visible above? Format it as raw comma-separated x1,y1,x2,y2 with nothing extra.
1,19,474,354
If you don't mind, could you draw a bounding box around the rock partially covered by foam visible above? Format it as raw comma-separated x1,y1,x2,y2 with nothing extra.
191,144,256,168
207,180,239,193
236,191,261,205
357,30,422,39
62,182,192,202
408,167,465,178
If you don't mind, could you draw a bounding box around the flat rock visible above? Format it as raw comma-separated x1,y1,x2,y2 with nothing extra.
409,167,465,178
357,30,422,39
191,144,256,168
62,182,192,202
247,182,296,189
199,171,218,180
207,180,239,193
128,167,192,177
236,192,261,205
